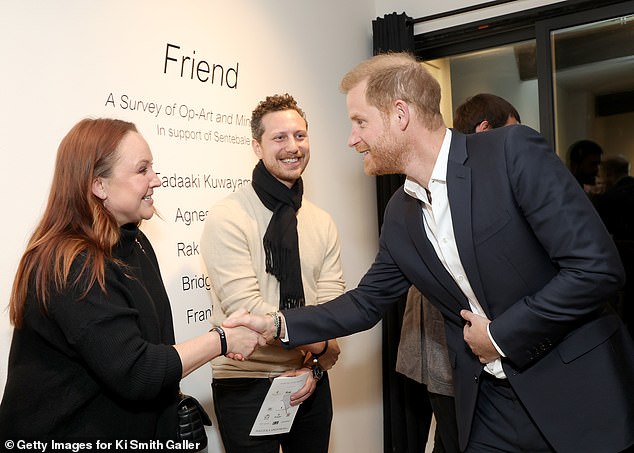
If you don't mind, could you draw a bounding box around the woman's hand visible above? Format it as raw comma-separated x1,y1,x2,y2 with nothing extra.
224,325,267,360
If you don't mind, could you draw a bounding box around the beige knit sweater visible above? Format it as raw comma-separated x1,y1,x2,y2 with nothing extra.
201,183,345,378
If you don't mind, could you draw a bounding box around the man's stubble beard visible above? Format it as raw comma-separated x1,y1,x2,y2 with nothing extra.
365,131,407,176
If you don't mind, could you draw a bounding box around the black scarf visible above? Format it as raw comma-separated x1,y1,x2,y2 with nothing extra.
252,160,305,309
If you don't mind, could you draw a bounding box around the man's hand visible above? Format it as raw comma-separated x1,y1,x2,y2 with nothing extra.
461,310,500,364
280,368,316,406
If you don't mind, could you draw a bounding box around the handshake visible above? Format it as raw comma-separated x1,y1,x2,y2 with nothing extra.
218,309,339,407
217,308,283,361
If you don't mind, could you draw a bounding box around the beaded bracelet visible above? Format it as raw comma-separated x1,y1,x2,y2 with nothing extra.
267,311,281,340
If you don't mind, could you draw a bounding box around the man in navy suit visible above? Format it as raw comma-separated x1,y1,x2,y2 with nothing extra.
226,53,634,453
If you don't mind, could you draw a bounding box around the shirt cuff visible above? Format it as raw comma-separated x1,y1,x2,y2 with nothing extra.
487,324,506,357
280,316,289,343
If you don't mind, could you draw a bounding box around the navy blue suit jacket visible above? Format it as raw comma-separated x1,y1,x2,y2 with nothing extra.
284,125,634,452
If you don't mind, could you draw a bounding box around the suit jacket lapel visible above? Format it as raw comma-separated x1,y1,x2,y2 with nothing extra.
403,192,470,313
447,132,490,315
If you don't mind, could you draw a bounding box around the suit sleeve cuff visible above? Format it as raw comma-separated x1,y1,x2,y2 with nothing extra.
487,324,507,357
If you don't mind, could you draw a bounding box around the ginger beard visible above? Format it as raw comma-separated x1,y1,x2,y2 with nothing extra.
362,125,408,176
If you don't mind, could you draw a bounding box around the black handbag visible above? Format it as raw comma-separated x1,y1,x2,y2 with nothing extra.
177,393,212,451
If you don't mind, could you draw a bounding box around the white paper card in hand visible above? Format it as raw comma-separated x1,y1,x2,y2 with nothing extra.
249,373,309,436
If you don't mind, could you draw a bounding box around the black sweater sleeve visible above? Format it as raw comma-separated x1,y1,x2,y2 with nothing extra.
47,257,182,401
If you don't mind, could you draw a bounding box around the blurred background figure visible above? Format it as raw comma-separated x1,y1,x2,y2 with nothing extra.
566,139,604,194
595,154,634,338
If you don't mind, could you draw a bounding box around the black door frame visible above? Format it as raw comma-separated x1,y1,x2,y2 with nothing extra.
413,0,634,147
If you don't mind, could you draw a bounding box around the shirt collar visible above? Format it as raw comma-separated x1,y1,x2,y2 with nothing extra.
404,128,452,201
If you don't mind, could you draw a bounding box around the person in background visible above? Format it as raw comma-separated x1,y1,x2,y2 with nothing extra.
201,94,345,453
595,154,634,338
598,154,633,195
227,53,634,453
567,139,604,193
0,118,264,441
396,286,455,453
452,93,520,134
397,92,523,453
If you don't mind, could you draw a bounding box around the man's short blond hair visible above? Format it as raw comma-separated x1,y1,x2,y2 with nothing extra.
340,52,444,129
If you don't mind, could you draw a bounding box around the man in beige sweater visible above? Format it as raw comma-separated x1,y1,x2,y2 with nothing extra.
201,93,344,453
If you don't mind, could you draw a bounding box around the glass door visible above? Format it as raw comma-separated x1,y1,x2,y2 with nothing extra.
424,40,539,133
538,2,634,190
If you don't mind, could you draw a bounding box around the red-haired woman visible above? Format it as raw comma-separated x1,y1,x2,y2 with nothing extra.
0,118,264,441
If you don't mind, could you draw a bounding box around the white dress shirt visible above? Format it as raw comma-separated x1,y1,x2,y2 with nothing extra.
404,128,506,378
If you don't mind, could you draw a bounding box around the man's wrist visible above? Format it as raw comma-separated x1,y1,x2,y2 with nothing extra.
312,340,329,359
279,312,288,342
267,311,282,340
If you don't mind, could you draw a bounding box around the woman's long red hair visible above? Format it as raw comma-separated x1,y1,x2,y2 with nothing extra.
9,118,137,328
